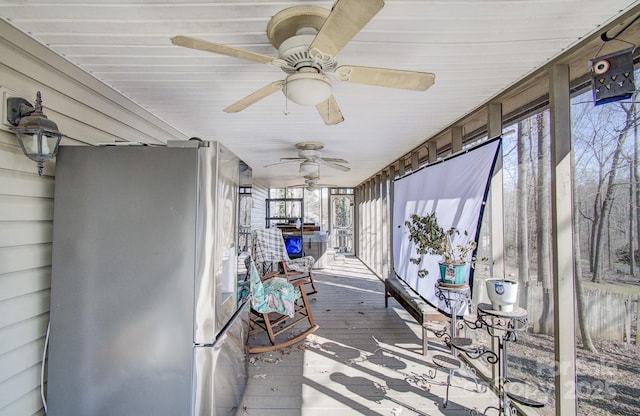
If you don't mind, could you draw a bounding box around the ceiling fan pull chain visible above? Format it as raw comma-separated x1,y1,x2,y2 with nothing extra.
283,78,290,115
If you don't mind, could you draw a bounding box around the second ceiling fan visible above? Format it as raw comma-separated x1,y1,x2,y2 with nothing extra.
265,141,350,176
171,0,435,125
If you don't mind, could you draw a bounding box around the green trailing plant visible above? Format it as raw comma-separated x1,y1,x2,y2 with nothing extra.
404,213,481,278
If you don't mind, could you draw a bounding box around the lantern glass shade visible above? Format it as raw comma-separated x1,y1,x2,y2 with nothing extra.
7,92,63,175
15,129,62,163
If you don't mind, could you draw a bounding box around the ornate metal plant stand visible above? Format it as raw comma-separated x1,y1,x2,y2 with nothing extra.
428,281,484,408
457,303,546,415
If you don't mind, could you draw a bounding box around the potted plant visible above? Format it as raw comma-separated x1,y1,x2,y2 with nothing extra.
404,213,480,285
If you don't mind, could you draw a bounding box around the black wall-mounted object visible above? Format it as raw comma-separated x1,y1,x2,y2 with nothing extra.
590,47,636,106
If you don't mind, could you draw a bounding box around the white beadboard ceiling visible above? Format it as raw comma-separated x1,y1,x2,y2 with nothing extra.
0,0,638,188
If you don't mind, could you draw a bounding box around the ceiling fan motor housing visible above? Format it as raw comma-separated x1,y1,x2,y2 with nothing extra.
278,33,335,106
278,33,336,73
298,149,320,159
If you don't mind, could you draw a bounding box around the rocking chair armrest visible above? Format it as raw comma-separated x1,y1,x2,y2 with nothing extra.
290,276,312,288
260,271,281,282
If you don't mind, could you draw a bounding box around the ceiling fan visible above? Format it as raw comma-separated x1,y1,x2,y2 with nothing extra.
171,0,435,125
265,141,350,175
291,175,337,192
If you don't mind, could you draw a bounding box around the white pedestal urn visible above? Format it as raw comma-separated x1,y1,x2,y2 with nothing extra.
485,278,519,312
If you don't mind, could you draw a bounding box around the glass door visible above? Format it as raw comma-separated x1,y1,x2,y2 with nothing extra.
330,194,354,253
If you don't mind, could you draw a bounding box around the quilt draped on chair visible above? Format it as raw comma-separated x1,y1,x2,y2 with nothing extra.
247,258,298,318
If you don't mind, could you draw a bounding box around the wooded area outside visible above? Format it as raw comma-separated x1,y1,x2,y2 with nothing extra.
272,70,640,414
472,69,640,415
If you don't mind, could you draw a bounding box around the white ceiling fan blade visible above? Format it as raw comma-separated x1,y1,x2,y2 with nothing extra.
334,65,435,91
316,96,344,125
291,183,337,189
171,35,290,68
320,159,351,172
321,157,349,164
264,160,299,168
280,157,306,162
309,0,385,63
223,81,284,113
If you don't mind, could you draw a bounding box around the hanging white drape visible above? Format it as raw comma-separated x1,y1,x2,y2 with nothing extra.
392,139,501,315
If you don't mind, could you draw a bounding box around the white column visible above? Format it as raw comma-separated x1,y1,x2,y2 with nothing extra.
549,64,578,416
411,152,419,172
487,102,504,385
428,141,438,164
488,103,504,280
451,126,463,153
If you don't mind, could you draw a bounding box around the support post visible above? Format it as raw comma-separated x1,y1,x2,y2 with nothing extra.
374,175,381,274
428,141,438,163
381,170,389,278
354,185,361,257
388,165,396,278
549,63,578,416
487,102,504,386
451,126,463,153
488,103,505,281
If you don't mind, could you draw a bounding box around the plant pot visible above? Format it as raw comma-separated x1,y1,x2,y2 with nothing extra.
439,262,467,285
485,278,519,312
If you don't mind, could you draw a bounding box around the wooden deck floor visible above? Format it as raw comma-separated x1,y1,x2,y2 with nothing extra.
237,256,498,416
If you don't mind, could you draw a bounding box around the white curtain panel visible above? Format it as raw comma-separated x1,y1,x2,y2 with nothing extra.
392,139,501,315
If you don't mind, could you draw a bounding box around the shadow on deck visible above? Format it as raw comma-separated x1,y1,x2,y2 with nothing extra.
237,256,497,416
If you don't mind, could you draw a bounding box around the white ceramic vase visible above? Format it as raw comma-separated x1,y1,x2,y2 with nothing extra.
485,278,519,312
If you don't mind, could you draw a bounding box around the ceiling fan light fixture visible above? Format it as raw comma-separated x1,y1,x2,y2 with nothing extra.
299,160,320,175
284,73,332,106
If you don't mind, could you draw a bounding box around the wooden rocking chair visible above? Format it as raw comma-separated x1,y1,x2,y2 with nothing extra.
252,228,318,295
245,257,319,354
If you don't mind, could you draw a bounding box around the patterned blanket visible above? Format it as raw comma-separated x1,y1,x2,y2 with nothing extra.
252,228,315,272
247,258,299,318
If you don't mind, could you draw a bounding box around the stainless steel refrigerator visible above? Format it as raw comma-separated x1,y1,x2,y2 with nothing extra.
47,140,248,416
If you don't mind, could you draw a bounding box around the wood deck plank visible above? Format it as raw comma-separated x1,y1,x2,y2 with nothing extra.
237,256,497,416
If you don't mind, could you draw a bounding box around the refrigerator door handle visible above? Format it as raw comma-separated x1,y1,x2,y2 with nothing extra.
195,300,248,348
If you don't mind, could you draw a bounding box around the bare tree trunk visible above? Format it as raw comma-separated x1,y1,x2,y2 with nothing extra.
572,144,598,353
593,105,635,283
536,113,553,334
630,162,636,276
635,103,640,276
591,177,603,278
593,156,619,282
607,207,613,269
527,119,538,268
517,121,530,286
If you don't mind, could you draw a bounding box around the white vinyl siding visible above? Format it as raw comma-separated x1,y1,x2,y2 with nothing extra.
0,21,186,415
251,180,268,231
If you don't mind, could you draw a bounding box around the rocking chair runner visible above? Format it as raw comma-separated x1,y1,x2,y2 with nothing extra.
244,258,319,354
252,228,318,295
